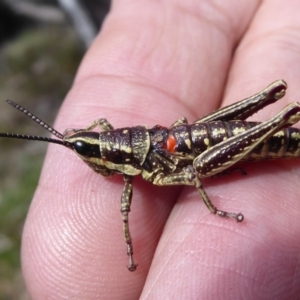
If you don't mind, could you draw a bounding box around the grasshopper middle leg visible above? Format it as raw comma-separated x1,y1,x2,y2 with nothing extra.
153,167,244,221
121,175,137,271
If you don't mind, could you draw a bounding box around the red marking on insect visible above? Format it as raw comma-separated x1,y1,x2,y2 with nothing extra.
166,134,176,152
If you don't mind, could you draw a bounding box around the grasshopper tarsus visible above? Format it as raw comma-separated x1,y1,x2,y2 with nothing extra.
127,257,138,272
236,213,244,223
1,80,300,271
216,210,244,222
124,235,137,271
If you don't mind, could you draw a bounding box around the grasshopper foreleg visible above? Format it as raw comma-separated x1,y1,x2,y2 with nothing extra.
85,118,114,131
170,117,188,127
121,175,137,271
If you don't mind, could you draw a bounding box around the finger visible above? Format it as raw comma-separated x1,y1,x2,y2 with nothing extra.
144,1,300,299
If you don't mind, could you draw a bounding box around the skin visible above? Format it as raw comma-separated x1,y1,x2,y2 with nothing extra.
22,0,300,299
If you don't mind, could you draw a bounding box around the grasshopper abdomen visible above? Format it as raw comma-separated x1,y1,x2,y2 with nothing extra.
151,119,300,164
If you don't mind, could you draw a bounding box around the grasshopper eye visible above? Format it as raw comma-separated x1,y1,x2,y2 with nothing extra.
74,140,100,158
74,140,91,156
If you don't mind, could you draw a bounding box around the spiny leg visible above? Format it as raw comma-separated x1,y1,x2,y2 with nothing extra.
211,167,247,178
121,175,137,271
196,80,287,123
86,118,114,131
153,168,243,222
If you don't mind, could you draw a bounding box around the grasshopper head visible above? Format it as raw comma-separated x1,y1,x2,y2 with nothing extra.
63,129,114,177
0,100,113,177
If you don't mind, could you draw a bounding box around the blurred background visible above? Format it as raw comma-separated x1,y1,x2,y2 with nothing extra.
0,0,110,298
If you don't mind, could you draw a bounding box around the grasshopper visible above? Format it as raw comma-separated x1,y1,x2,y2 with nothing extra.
1,80,300,271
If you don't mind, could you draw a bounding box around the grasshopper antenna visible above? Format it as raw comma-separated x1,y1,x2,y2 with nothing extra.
0,100,71,148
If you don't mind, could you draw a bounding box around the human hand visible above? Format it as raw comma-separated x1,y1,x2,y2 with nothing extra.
22,1,300,299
